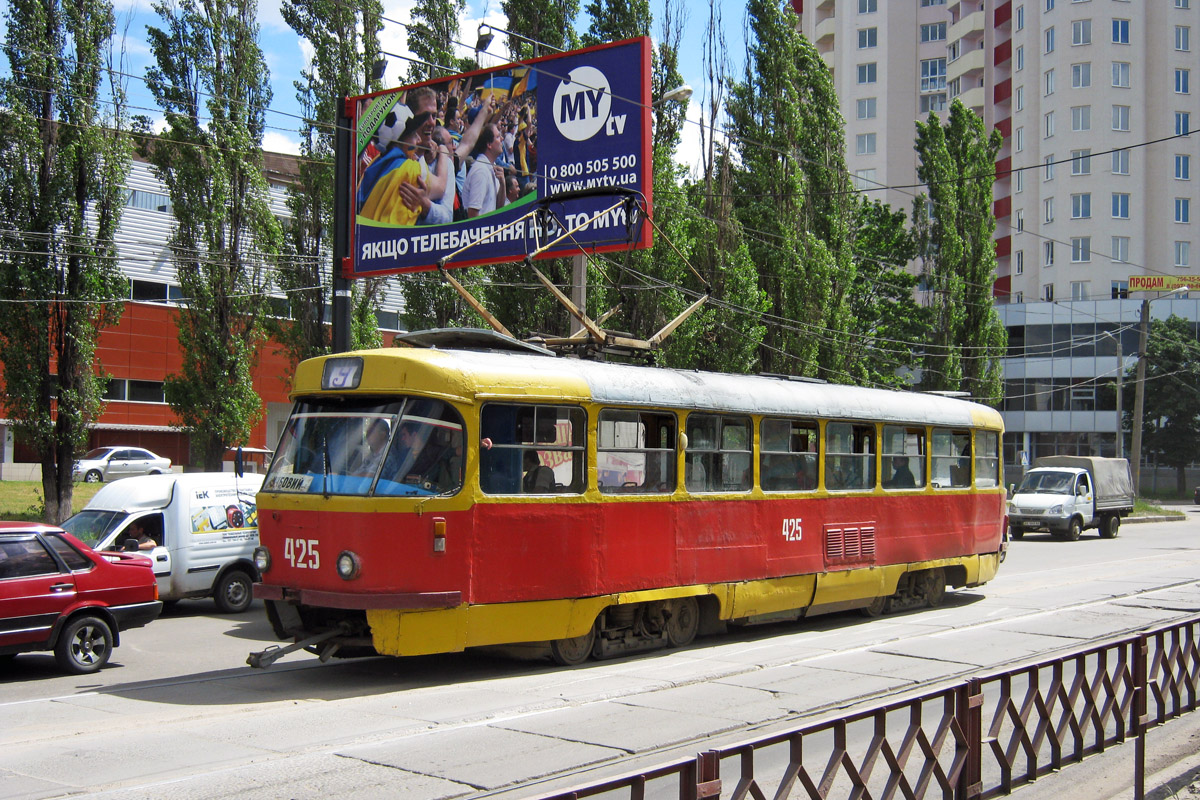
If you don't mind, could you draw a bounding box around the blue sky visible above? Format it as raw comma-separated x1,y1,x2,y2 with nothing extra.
81,0,748,173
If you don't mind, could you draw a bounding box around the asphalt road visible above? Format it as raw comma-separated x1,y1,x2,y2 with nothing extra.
3,508,1199,800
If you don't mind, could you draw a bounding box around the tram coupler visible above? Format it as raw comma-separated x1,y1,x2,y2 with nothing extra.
247,625,349,669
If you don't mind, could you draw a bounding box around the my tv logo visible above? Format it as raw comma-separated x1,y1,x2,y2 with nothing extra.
553,66,626,141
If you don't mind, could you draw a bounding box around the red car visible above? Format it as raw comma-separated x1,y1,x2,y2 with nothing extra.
0,523,161,673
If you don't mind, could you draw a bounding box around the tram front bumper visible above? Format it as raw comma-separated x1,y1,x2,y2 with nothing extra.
253,583,462,610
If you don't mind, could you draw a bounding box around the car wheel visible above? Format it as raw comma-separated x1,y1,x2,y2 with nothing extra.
214,569,254,614
148,470,161,475
84,469,103,483
1065,518,1082,542
1009,524,1025,540
54,615,113,674
1100,514,1121,539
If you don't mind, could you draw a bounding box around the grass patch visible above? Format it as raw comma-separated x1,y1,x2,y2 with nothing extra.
0,481,104,522
1134,498,1186,518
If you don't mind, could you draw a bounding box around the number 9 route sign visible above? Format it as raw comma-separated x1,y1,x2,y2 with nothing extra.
347,36,653,277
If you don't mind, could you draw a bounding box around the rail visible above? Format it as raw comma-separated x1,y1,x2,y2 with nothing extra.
539,613,1200,800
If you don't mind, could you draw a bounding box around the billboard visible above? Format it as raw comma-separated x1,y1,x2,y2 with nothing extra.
348,36,653,277
1128,275,1196,292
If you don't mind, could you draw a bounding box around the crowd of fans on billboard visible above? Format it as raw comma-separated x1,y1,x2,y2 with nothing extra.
357,73,540,227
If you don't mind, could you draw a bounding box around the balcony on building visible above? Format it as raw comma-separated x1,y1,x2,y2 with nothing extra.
949,8,985,48
948,46,985,85
814,15,836,47
956,85,986,113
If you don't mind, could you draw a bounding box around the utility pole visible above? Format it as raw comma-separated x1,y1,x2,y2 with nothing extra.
332,99,353,353
1102,329,1123,459
1130,298,1149,496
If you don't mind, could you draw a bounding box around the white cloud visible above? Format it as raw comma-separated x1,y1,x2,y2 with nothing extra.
262,130,302,155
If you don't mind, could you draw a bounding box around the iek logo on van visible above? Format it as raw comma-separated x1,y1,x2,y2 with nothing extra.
553,66,626,141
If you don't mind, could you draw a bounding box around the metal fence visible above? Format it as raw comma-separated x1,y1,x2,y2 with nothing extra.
539,614,1200,800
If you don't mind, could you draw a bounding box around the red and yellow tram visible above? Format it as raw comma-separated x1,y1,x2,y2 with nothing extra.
251,335,1006,667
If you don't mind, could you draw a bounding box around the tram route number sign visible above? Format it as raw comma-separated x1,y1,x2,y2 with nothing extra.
347,36,653,277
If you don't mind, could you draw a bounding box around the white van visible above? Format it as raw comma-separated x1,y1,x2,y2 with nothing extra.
62,472,265,613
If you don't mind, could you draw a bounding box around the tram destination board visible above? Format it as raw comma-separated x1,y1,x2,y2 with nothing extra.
348,37,653,277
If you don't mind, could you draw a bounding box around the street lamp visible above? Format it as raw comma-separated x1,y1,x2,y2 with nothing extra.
475,23,563,59
656,84,693,106
1129,285,1190,495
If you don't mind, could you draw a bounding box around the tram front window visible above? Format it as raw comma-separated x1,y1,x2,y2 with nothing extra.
264,398,465,496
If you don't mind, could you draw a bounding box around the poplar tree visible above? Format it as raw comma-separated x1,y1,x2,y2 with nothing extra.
500,0,579,57
912,99,1006,403
406,0,464,83
728,0,856,380
145,0,281,469
0,0,130,522
275,0,384,371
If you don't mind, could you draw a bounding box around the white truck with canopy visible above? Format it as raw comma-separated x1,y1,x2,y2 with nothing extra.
1007,456,1134,541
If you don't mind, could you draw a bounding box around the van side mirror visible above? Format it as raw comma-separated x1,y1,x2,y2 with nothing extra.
235,446,244,478
1008,483,1016,496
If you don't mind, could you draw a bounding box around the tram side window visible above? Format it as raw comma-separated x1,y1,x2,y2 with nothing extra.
974,431,1000,488
931,428,972,488
881,425,925,489
597,409,676,494
825,422,876,491
684,414,752,493
479,404,586,495
760,418,818,492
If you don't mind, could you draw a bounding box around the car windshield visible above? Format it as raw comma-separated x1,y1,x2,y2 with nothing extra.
82,448,113,460
1016,471,1074,494
264,396,465,497
61,509,129,548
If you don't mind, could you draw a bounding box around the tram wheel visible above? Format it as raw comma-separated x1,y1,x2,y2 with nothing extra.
550,622,596,667
664,597,700,648
922,568,946,608
860,595,889,618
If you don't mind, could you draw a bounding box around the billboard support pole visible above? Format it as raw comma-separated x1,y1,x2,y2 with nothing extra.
570,254,586,336
332,99,353,354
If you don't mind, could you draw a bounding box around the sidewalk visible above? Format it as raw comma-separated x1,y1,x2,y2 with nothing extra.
1008,708,1200,800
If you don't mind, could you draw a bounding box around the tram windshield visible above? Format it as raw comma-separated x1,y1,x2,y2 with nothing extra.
264,397,465,496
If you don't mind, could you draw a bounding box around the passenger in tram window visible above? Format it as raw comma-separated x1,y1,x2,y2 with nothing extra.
796,457,815,490
349,418,391,476
428,430,464,492
885,456,917,488
522,449,554,492
685,454,707,492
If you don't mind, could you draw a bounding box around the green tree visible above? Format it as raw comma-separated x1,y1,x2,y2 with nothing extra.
0,0,130,522
581,0,650,46
145,0,282,470
912,99,1007,404
727,0,856,381
848,199,929,387
500,0,579,57
406,0,464,83
274,0,384,375
1136,315,1200,496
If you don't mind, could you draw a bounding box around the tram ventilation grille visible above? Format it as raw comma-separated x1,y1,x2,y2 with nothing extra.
824,524,877,565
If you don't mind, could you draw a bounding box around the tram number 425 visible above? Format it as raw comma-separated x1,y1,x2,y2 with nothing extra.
782,518,803,542
284,537,321,569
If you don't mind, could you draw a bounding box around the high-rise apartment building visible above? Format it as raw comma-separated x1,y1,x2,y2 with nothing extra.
798,0,1200,481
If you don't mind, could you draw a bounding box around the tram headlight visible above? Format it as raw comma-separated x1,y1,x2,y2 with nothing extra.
253,546,271,573
336,550,362,580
